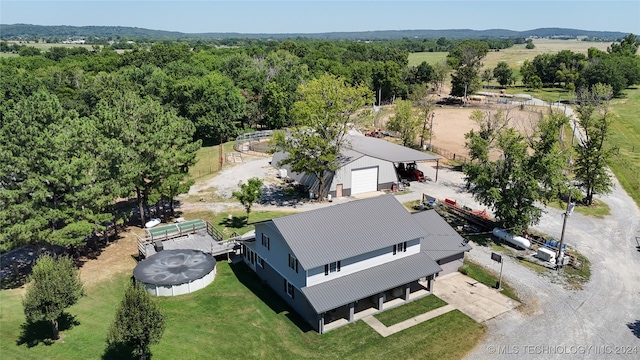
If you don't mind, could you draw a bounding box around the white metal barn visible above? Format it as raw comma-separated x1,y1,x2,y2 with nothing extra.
272,134,440,198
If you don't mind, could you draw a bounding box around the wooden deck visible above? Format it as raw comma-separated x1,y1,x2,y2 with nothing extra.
137,219,238,258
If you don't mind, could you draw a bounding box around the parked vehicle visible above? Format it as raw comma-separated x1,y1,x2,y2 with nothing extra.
396,162,425,182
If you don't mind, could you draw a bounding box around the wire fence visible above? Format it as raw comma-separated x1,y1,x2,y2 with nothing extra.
428,145,469,164
235,130,274,154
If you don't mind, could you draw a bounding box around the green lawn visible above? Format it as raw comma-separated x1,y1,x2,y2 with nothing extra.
458,259,519,301
374,294,447,327
1,262,486,360
546,199,611,219
181,210,296,238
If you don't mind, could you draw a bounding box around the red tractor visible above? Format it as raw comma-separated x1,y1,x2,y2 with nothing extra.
396,162,425,182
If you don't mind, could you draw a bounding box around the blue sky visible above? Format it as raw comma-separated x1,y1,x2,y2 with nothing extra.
1,1,639,34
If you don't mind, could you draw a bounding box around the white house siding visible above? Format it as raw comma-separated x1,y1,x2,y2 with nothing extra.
306,238,421,286
330,155,397,196
254,223,307,289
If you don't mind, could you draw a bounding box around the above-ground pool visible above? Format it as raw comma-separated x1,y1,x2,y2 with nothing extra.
133,249,216,296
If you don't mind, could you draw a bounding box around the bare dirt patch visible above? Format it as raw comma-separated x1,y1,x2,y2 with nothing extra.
78,229,141,287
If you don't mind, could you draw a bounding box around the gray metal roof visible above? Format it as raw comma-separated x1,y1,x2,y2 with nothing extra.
348,134,440,162
301,251,442,313
270,195,428,269
412,210,472,261
272,151,362,197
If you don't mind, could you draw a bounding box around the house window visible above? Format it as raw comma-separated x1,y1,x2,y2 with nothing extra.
288,254,298,273
257,256,264,268
393,242,407,255
283,279,295,299
324,261,341,275
261,234,270,250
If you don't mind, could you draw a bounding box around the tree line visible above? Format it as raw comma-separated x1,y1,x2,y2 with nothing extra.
1,35,638,251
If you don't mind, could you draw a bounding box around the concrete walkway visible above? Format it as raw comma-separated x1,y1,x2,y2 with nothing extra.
433,272,520,323
362,272,519,337
362,304,457,337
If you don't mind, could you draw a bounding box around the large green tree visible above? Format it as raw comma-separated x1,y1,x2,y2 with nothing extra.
272,74,373,199
447,40,489,98
107,282,166,360
172,72,245,143
22,255,85,340
573,84,615,205
0,89,112,250
387,99,422,147
493,61,516,87
463,109,568,232
93,91,200,226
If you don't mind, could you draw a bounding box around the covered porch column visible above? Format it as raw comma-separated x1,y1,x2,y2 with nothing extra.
376,292,384,310
348,302,355,322
404,283,411,301
317,313,325,334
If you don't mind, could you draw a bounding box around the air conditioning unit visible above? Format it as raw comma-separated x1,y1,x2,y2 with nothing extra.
536,247,556,262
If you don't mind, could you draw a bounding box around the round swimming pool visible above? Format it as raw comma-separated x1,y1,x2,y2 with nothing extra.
133,249,216,296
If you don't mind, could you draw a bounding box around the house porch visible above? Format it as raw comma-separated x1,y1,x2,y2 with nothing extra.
321,277,433,332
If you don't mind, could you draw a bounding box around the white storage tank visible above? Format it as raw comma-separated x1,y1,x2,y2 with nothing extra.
278,168,287,178
492,228,531,249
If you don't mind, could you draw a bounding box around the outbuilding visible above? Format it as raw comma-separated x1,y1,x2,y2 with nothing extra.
272,134,440,198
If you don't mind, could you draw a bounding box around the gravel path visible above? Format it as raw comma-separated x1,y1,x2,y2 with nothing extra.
464,173,640,359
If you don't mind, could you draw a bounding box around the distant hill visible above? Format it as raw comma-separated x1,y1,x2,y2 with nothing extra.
0,24,630,41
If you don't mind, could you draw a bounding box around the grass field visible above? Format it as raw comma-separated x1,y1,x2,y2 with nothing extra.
608,87,640,208
0,262,485,360
407,51,448,67
188,141,238,180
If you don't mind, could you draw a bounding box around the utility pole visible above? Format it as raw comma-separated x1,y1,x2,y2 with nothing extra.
557,122,577,269
428,112,434,151
463,83,468,107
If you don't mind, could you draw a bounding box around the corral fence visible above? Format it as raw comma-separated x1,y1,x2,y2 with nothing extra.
235,130,274,155
428,145,469,164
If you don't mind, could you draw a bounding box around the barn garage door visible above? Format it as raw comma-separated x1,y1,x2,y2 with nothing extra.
351,167,378,195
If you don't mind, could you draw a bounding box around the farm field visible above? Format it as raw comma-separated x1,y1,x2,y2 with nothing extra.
408,39,612,68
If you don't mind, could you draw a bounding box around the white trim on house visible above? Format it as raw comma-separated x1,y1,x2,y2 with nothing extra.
306,238,421,286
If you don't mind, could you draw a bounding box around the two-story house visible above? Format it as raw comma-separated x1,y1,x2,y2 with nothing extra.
242,195,471,333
